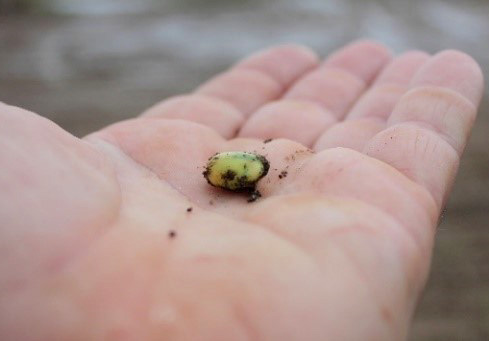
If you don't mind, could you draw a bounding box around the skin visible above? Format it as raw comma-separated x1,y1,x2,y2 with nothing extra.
0,40,484,340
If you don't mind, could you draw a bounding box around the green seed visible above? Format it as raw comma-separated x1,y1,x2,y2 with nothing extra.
203,152,270,191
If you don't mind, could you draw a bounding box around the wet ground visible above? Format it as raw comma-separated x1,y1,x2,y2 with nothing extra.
1,0,488,339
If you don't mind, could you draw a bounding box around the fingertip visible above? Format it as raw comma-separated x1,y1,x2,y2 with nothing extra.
323,39,393,83
272,43,320,65
436,49,483,76
236,43,319,86
373,50,430,85
343,39,394,57
411,49,484,105
240,43,319,62
198,44,320,116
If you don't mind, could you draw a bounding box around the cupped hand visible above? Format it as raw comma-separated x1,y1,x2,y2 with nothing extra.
0,40,483,340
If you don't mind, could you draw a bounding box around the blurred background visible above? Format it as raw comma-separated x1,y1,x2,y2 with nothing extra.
0,0,488,339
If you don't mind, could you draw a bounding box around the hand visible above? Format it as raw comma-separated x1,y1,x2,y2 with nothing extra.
0,40,483,340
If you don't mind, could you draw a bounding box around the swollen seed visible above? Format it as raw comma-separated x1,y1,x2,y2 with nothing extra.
203,152,270,191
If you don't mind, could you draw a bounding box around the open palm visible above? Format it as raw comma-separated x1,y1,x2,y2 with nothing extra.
0,41,483,340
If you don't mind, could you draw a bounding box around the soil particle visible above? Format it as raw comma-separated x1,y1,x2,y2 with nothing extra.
278,170,288,179
247,190,262,203
295,148,313,154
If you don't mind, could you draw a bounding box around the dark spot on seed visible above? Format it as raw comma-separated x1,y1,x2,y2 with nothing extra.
187,207,193,212
209,200,214,205
203,167,215,186
221,169,236,181
278,170,288,179
256,154,270,177
168,230,177,239
234,175,254,189
264,138,273,144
